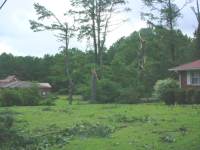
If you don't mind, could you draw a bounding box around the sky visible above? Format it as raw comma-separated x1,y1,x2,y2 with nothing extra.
0,0,198,57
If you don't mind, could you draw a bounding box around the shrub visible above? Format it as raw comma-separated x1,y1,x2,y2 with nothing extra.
162,89,176,105
21,87,41,106
0,87,43,107
185,89,196,104
0,89,22,106
39,94,57,106
192,89,200,104
96,79,120,103
79,84,91,101
0,111,16,145
175,89,186,104
117,87,140,104
164,88,200,105
153,78,179,100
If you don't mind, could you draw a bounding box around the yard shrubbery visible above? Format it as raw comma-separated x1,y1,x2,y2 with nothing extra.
154,78,200,105
80,79,141,104
0,87,54,107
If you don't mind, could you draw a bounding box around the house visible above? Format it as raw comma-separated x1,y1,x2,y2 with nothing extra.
0,75,52,96
169,60,200,89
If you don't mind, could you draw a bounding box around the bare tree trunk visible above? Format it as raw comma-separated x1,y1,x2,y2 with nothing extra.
91,68,98,102
68,79,74,105
138,32,146,75
92,0,98,65
168,0,176,63
97,1,101,67
64,24,74,105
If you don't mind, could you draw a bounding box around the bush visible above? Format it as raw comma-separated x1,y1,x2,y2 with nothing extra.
79,84,91,101
175,89,186,104
192,89,200,104
80,79,120,103
0,89,22,106
0,87,43,107
185,89,196,104
117,87,140,104
162,89,176,105
158,87,200,105
21,87,41,106
153,78,179,100
39,94,57,106
96,79,120,103
0,111,15,145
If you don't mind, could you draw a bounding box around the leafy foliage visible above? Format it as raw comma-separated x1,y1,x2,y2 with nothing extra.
153,78,179,101
0,87,54,106
0,27,196,104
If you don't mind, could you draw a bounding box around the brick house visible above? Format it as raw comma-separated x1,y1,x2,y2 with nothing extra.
0,75,52,96
169,60,200,89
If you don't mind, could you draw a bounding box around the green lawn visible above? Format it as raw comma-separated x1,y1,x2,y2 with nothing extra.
1,96,200,150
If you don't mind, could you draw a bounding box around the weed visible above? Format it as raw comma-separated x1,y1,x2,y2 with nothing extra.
160,134,176,143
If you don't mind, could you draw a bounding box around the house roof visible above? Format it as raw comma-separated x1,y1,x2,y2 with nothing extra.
37,83,52,89
0,75,17,83
2,81,33,88
169,60,200,71
0,75,52,89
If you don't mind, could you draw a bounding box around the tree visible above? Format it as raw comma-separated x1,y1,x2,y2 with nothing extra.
70,0,129,101
29,3,75,104
192,0,200,58
141,0,191,63
70,0,130,66
0,0,7,10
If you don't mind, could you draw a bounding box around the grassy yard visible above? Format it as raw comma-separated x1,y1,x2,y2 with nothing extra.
1,96,200,150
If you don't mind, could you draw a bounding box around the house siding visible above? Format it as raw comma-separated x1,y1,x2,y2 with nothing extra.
180,71,187,88
180,71,200,89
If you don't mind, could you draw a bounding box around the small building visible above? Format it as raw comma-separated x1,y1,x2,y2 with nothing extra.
0,75,52,96
169,60,200,89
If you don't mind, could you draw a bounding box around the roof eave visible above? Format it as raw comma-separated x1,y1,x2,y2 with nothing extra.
169,68,200,71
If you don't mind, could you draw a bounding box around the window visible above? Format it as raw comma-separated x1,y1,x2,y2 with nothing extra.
42,91,46,96
190,72,200,85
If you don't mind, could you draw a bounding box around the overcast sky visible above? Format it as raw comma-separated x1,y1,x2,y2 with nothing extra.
0,0,198,57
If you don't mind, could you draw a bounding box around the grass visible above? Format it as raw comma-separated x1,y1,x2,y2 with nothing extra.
1,96,200,150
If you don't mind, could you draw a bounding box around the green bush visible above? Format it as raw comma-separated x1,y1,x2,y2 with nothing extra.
0,87,43,107
153,78,179,100
185,89,196,104
161,88,200,105
80,79,120,103
162,89,176,105
39,94,57,106
117,87,140,104
192,89,200,104
0,111,15,145
79,84,91,101
96,79,120,103
175,89,186,104
0,89,22,106
21,87,41,106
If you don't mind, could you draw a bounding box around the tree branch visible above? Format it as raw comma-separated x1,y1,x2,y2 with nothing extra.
0,0,7,10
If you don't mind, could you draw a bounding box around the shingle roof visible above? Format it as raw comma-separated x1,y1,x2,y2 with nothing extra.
38,83,52,88
0,75,17,83
0,76,52,89
169,60,200,71
2,81,33,88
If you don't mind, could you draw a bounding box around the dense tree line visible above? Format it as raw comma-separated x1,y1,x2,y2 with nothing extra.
0,27,195,103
